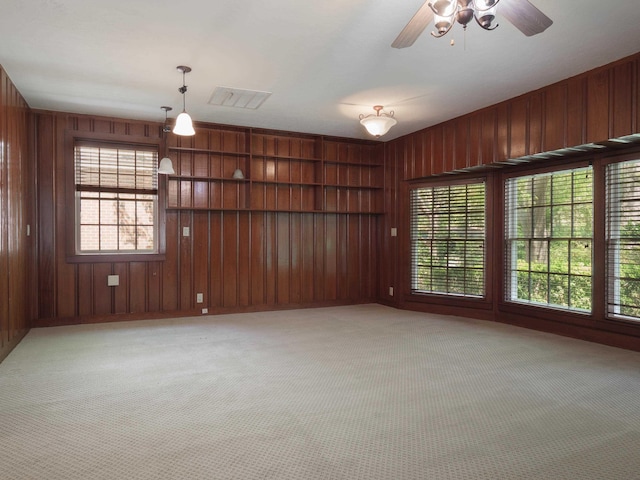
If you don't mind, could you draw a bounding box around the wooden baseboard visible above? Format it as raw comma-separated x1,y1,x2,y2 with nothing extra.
31,299,380,328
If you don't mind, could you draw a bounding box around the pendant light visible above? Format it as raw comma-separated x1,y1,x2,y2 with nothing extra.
158,106,175,175
173,65,196,136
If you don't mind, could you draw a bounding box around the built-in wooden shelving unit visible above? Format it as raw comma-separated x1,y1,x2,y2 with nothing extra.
166,127,383,214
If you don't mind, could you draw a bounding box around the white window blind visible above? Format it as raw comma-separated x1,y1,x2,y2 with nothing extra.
606,158,640,321
505,167,593,312
74,143,159,254
410,181,486,297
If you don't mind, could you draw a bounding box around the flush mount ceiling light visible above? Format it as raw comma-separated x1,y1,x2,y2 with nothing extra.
359,106,397,138
158,106,175,175
173,65,195,136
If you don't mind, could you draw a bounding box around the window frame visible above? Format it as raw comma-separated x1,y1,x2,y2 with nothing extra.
65,132,166,263
404,174,494,309
603,152,640,325
503,162,594,314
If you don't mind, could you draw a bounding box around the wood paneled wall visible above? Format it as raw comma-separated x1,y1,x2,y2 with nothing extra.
0,67,31,361
33,112,382,326
380,52,640,349
395,54,640,181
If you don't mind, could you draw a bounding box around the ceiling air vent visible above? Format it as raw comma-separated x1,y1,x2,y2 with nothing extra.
208,87,272,109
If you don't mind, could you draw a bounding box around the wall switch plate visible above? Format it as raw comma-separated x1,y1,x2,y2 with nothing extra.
389,286,394,296
107,275,120,287
183,226,190,237
391,227,397,237
27,224,31,236
196,293,203,303
201,308,208,314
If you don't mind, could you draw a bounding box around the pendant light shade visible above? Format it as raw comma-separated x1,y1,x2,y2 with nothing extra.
359,105,397,137
158,157,175,175
158,106,176,175
173,65,196,136
173,111,195,136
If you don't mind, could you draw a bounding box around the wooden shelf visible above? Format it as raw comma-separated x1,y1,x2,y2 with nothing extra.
166,206,382,214
324,184,383,190
167,130,382,216
251,153,320,162
168,175,248,182
323,160,383,167
168,146,249,156
250,180,322,187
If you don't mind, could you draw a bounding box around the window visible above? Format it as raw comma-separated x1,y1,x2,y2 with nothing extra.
505,167,593,312
410,180,486,297
74,142,159,255
606,158,640,322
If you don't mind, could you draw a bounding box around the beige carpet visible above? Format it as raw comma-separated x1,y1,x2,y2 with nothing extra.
1,304,639,479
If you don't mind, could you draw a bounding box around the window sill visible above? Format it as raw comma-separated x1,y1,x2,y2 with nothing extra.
67,252,166,264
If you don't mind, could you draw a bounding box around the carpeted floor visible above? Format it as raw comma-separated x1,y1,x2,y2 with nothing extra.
1,304,639,479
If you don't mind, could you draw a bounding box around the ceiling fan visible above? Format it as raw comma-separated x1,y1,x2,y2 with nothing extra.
391,0,552,48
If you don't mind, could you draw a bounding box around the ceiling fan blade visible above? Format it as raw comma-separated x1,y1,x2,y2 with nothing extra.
391,1,434,49
500,0,553,37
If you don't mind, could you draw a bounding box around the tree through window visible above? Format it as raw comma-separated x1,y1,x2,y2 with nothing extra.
505,167,593,312
410,180,486,297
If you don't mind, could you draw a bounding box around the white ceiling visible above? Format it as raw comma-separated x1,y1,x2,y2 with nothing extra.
1,0,639,141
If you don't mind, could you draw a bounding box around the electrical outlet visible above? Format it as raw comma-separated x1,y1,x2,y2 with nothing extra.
389,286,394,296
107,275,120,287
391,227,397,237
196,293,203,303
201,308,208,314
183,226,190,237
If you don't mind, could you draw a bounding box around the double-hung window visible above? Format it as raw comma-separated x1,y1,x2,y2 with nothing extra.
410,179,486,298
505,166,593,312
74,142,159,256
606,158,640,322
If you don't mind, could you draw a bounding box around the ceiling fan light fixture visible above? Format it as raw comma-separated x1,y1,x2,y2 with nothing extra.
475,5,497,29
430,0,456,16
474,0,497,10
359,105,397,138
173,65,196,137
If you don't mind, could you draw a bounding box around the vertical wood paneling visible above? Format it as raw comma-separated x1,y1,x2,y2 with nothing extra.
509,98,527,159
456,118,470,171
431,125,444,174
193,211,209,307
612,61,635,138
468,113,482,168
0,66,30,360
496,104,509,162
129,262,147,313
113,263,129,314
250,213,265,305
35,114,56,319
544,83,567,151
209,212,223,307
566,76,586,147
276,213,290,304
237,211,251,307
162,212,179,311
93,263,112,315
481,108,497,166
528,92,543,155
179,212,192,309
222,212,238,307
586,70,610,143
